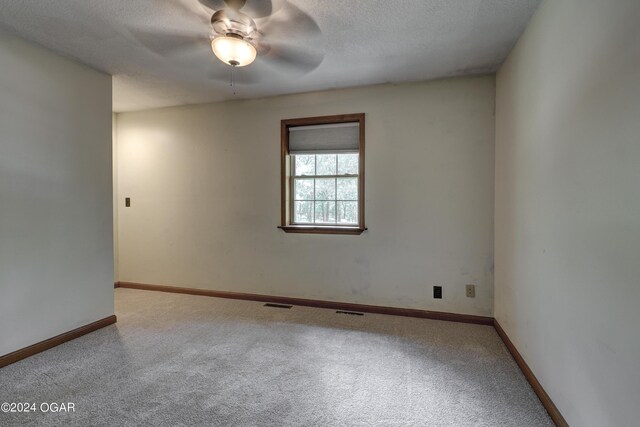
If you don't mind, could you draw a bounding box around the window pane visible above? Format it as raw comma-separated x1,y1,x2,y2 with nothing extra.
294,201,313,223
337,177,358,200
338,153,359,175
337,201,358,224
294,179,314,200
316,154,336,176
294,155,315,176
315,178,336,200
314,201,336,224
291,152,361,226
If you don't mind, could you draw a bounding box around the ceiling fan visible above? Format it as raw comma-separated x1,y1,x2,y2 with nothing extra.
131,0,324,84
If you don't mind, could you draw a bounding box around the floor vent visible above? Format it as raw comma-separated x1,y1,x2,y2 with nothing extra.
336,310,364,316
264,303,293,309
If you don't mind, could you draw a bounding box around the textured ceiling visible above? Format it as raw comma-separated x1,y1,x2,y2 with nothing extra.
0,0,540,112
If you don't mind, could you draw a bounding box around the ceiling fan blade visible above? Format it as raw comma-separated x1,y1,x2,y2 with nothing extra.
129,27,210,56
161,0,210,26
253,1,324,76
258,2,322,44
197,0,281,18
196,0,227,11
258,41,324,75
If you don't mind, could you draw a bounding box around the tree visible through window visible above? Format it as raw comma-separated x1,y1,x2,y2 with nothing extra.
292,154,359,225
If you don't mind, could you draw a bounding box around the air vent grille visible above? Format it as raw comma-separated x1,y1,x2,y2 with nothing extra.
264,303,292,309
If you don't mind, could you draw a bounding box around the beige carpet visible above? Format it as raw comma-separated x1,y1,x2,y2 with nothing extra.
0,288,553,426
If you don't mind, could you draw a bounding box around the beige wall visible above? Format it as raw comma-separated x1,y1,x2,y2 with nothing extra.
0,31,114,355
115,76,495,316
495,0,640,425
113,113,119,281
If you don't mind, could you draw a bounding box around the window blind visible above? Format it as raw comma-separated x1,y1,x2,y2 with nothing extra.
288,122,360,154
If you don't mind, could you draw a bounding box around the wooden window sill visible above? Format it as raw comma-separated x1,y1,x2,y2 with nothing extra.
278,225,367,235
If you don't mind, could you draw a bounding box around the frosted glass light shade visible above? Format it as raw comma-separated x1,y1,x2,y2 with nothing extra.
211,36,257,67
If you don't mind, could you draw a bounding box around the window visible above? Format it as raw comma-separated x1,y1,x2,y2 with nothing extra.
280,114,366,235
292,153,359,225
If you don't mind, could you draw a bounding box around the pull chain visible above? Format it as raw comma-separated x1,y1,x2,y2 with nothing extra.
229,66,236,96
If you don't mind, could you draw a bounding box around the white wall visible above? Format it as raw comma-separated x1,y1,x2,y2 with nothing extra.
0,31,114,356
115,76,495,316
495,0,640,425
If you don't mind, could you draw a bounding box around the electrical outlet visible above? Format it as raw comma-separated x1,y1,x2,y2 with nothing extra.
125,197,131,207
466,284,475,298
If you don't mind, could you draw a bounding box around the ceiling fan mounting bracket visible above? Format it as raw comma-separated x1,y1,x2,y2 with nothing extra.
211,9,257,40
224,0,247,10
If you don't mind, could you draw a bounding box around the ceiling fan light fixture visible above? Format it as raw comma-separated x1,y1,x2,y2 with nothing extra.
211,34,256,67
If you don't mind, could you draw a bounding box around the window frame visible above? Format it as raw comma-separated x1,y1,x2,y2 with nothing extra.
279,113,366,235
